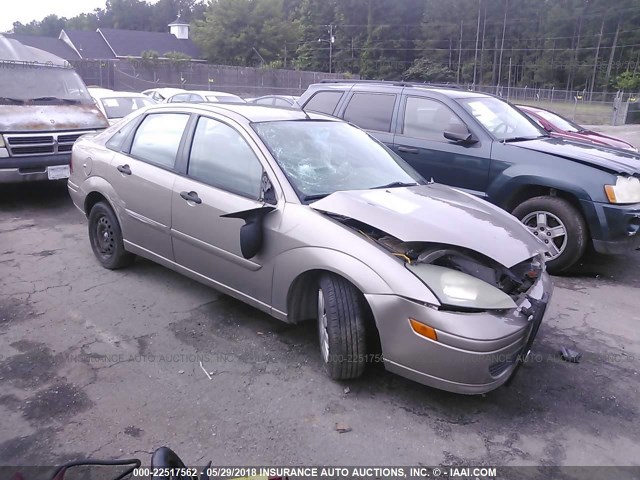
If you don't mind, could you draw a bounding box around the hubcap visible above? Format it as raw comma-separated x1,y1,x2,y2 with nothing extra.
317,289,329,363
94,216,115,257
521,211,568,260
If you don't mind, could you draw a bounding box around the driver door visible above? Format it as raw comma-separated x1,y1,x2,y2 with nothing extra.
170,115,274,305
392,96,492,196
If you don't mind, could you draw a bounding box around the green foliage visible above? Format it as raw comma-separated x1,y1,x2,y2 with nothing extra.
192,0,299,66
163,51,192,66
615,71,640,91
8,0,640,90
402,58,455,83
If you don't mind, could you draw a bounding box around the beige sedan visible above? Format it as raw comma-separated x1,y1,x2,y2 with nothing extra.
68,103,552,394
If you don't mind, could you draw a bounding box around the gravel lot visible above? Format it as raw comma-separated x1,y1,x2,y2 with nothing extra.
1,128,639,471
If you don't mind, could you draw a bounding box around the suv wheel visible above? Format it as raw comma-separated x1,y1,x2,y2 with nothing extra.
317,273,367,380
88,201,134,270
512,196,587,273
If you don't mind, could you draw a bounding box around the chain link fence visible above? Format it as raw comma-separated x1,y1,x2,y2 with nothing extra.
74,59,352,98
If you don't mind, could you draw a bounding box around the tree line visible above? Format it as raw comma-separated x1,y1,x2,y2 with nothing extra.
10,0,640,91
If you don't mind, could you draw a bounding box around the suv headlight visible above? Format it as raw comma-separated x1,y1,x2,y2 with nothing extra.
407,264,517,311
605,176,640,204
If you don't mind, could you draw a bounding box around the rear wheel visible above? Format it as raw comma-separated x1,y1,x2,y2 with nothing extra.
512,196,587,273
88,201,134,270
317,273,367,380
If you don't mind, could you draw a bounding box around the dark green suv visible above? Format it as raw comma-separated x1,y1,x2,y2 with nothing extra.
298,80,640,273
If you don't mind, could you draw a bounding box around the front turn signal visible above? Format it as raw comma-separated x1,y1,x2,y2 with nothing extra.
409,318,438,341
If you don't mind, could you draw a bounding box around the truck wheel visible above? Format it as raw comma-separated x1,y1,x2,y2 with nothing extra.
512,196,587,273
317,273,367,380
88,201,134,270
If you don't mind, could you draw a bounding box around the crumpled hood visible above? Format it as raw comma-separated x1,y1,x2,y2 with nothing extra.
311,184,546,268
511,137,640,175
0,104,108,132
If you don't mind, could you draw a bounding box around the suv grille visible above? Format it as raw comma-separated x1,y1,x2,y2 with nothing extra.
5,131,93,157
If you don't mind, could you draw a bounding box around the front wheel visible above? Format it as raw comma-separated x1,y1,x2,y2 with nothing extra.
88,201,134,270
512,196,587,273
317,273,367,380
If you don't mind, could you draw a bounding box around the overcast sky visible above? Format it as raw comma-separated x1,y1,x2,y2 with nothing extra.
1,0,156,33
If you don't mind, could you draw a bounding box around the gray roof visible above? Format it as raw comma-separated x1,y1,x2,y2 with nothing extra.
62,30,116,59
98,28,200,59
0,35,69,66
3,33,80,61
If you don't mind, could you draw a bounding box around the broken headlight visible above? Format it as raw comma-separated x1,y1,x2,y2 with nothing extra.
407,263,517,311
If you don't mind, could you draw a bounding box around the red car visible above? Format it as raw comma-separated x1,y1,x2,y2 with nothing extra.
517,104,638,153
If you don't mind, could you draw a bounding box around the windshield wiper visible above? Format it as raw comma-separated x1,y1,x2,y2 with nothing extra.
0,96,25,104
371,181,419,189
28,96,80,104
302,193,331,202
502,135,545,143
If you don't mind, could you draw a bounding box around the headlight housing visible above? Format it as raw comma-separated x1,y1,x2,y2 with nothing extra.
407,263,517,311
604,176,640,204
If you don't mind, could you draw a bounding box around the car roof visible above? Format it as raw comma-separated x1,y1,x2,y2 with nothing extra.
309,81,491,100
143,102,337,123
175,90,241,98
516,104,544,113
0,34,68,67
90,88,149,99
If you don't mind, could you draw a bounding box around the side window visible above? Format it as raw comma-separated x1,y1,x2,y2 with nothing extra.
274,98,291,107
402,97,467,141
190,94,204,103
129,113,189,168
106,117,138,151
188,117,263,199
303,91,343,115
256,97,274,105
343,93,396,133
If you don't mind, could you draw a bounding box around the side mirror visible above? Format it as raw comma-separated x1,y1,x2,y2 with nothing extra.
443,130,477,144
221,206,275,259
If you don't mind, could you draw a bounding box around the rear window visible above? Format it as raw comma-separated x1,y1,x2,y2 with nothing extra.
303,91,343,115
343,93,396,133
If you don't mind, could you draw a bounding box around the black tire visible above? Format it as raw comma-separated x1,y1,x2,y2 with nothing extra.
88,201,134,270
317,273,367,380
512,196,587,273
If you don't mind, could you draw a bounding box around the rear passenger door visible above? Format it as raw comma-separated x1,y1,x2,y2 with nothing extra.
339,90,399,146
107,112,190,260
393,95,492,195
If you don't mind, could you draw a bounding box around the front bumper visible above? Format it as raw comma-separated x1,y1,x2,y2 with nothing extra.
581,200,640,254
0,153,71,183
366,272,553,395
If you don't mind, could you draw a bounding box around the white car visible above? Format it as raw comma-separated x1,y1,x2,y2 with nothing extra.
166,90,246,104
89,88,156,125
141,87,186,102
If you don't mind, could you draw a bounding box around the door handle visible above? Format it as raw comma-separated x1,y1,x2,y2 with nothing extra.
397,146,419,154
117,164,131,175
180,191,202,204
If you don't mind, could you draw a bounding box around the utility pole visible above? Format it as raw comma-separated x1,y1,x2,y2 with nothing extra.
284,43,287,69
473,0,481,86
589,18,605,100
319,24,336,74
457,21,463,84
329,24,334,74
497,0,508,93
605,21,620,90
479,3,487,84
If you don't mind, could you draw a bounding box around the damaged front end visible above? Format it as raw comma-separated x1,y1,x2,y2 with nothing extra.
331,214,545,312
